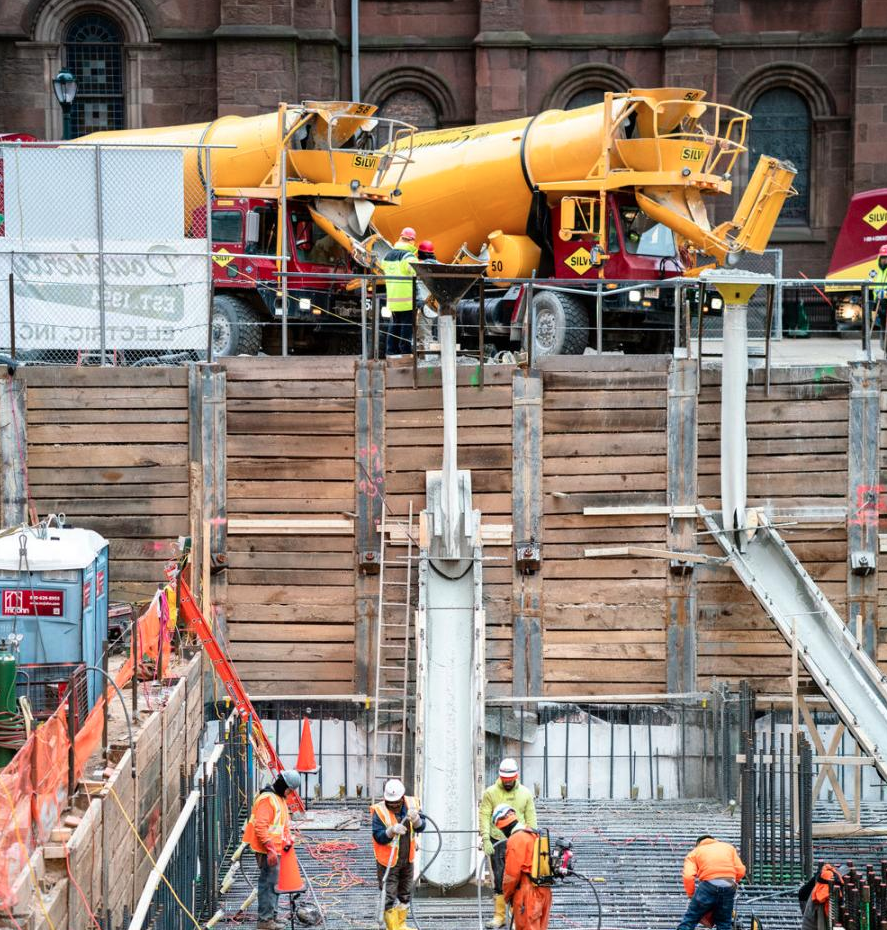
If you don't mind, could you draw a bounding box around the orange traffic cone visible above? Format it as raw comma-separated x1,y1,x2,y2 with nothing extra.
274,845,305,894
296,719,317,772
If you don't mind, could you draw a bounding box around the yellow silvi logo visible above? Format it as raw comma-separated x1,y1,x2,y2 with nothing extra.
864,205,887,230
564,247,593,275
213,248,233,267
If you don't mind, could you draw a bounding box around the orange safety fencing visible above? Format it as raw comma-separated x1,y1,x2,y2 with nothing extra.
0,585,175,910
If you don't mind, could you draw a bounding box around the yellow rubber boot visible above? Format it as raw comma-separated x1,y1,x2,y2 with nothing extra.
397,904,418,930
486,894,507,929
383,909,399,930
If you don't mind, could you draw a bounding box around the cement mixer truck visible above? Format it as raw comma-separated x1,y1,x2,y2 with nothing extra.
374,87,797,355
81,100,414,356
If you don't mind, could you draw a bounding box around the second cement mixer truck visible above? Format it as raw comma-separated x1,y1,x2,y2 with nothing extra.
372,86,797,355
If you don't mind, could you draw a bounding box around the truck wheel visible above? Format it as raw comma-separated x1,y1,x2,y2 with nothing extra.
532,291,589,356
212,294,262,357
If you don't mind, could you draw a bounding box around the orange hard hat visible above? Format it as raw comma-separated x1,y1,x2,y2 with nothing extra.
400,227,417,241
491,804,518,830
879,244,887,256
418,240,435,253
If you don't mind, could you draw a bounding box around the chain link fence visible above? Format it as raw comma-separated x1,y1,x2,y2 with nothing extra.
0,141,214,365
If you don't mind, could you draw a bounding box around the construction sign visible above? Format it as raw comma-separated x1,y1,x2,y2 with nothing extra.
564,246,593,275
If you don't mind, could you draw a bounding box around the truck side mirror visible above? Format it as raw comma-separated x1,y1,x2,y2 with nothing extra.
245,210,260,246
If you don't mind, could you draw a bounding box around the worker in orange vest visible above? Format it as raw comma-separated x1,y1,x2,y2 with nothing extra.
495,804,552,930
242,770,300,930
678,835,746,930
800,863,844,930
370,778,427,930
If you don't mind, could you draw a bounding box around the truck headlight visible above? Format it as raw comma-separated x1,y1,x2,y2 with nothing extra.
710,297,723,310
838,301,862,323
628,289,642,303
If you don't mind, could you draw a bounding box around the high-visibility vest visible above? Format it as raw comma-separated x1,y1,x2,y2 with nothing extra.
380,247,418,313
370,796,420,866
873,265,887,300
242,790,289,853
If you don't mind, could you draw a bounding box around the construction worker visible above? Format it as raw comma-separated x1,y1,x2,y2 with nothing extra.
380,226,419,357
869,244,887,328
479,759,537,928
800,863,844,930
677,835,746,930
415,239,439,351
493,804,552,930
242,769,300,930
370,778,427,930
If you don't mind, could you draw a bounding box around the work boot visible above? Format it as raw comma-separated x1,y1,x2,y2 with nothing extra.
256,920,287,930
396,903,418,930
383,908,399,930
486,894,507,929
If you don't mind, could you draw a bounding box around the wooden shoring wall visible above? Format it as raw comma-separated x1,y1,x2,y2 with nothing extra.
539,357,671,696
5,358,886,699
223,357,357,695
385,364,515,696
695,365,852,693
21,367,189,601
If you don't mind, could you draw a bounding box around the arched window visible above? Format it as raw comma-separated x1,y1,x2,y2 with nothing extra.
749,88,810,226
378,89,440,132
64,13,125,135
565,88,606,110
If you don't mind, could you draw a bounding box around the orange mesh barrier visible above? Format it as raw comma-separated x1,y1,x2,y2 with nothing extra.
0,587,174,909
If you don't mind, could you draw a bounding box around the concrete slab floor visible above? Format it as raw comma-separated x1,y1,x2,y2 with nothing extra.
214,799,887,930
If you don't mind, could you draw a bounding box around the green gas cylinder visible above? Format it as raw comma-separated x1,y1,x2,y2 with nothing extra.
0,641,18,767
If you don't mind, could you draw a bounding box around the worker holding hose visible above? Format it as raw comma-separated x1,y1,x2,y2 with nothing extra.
494,805,552,930
677,835,746,930
241,769,301,930
371,778,427,930
479,758,537,928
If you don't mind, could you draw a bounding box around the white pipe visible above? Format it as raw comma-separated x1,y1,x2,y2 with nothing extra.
439,314,460,558
128,790,200,929
720,302,748,546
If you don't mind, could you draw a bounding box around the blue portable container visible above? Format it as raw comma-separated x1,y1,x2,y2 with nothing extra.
0,523,109,709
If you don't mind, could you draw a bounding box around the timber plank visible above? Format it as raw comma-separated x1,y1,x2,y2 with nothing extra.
543,642,666,660
28,444,188,468
227,435,355,458
227,380,355,399
544,455,666,476
386,386,512,411
542,473,666,494
228,642,355,662
228,568,356,586
222,356,355,380
543,432,667,457
228,459,354,481
28,465,187,485
227,585,355,606
227,412,355,435
227,550,354,570
21,367,188,387
228,622,355,641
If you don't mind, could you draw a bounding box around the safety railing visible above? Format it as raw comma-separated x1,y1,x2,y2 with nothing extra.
127,711,253,930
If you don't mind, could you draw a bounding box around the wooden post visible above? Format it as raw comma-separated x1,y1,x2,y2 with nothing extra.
847,361,880,656
0,374,27,527
188,363,227,631
665,357,698,692
512,370,543,697
354,360,385,694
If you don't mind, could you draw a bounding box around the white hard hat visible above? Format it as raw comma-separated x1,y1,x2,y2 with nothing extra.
384,778,406,802
498,758,519,778
491,803,517,828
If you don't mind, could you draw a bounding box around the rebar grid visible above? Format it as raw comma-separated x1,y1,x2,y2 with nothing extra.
211,799,887,930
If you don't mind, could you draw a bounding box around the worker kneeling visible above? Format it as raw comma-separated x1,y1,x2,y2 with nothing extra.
242,769,301,930
678,835,746,930
371,778,427,930
494,804,552,930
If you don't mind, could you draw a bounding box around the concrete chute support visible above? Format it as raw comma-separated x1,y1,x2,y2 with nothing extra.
702,269,887,783
413,264,487,887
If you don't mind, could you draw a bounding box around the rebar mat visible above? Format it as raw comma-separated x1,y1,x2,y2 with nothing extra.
215,799,887,929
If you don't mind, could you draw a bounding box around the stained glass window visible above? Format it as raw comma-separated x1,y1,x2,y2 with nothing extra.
749,88,810,226
64,13,125,136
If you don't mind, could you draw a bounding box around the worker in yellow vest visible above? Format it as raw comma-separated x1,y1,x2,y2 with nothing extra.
370,778,427,930
242,770,300,930
379,227,419,357
870,244,887,329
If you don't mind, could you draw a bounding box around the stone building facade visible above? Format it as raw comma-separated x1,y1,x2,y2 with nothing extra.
0,0,885,273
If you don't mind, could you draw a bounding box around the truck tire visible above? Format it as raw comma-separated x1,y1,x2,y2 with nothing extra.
212,294,262,357
532,291,589,356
